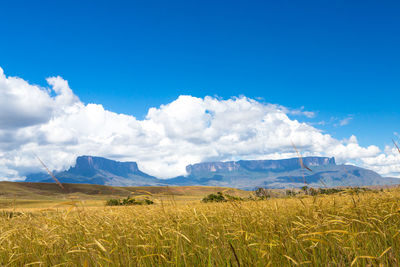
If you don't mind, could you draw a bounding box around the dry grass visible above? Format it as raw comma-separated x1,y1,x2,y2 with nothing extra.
1,188,400,266
0,182,249,201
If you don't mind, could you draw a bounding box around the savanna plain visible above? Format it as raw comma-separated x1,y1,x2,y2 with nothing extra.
0,182,400,266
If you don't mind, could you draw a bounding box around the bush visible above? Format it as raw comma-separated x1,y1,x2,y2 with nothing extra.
300,186,344,196
254,188,271,199
106,197,154,206
202,192,245,203
225,194,243,201
318,188,344,195
106,199,121,206
202,192,226,203
285,189,297,196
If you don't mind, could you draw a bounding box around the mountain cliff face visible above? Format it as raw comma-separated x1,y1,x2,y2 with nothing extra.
25,156,160,186
25,156,399,189
173,157,398,189
186,157,336,174
68,156,143,177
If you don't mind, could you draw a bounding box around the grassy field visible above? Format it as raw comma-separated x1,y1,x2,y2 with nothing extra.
0,184,400,266
0,182,249,209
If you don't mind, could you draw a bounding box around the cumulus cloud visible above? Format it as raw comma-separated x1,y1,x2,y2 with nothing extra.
0,68,54,129
0,67,399,180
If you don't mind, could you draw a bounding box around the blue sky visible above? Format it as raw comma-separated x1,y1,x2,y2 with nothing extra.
1,0,399,149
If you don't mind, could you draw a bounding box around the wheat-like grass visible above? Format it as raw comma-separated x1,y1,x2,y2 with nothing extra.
0,188,400,266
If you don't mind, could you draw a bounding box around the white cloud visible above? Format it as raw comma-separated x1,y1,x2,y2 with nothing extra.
0,67,399,180
286,106,316,118
325,116,354,127
0,68,54,129
338,116,353,126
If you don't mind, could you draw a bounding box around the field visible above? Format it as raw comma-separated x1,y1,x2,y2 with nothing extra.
0,183,400,266
0,182,249,209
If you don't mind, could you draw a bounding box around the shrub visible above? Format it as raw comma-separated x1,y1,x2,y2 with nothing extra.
106,197,154,206
202,192,226,203
318,188,344,195
202,192,247,203
106,198,121,206
254,188,271,199
225,194,243,201
285,189,297,196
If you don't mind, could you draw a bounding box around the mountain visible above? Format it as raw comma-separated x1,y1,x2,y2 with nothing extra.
164,157,399,189
25,156,400,189
186,157,335,174
25,156,162,186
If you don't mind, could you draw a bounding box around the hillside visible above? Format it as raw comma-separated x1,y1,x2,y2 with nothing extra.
0,181,247,200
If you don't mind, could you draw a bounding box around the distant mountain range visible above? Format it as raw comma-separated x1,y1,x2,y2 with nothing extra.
25,155,400,189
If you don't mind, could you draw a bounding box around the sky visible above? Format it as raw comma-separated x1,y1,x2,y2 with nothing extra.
0,0,400,179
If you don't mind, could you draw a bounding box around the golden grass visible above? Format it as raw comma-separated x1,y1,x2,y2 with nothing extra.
0,182,249,200
1,188,400,266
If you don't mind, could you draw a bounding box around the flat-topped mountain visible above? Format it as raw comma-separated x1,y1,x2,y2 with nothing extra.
167,156,399,189
186,157,336,174
26,156,160,186
68,156,147,177
25,156,399,189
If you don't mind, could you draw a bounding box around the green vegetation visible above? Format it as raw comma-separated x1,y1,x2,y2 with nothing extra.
201,191,244,203
202,189,274,203
201,191,227,202
106,197,154,206
283,186,378,197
